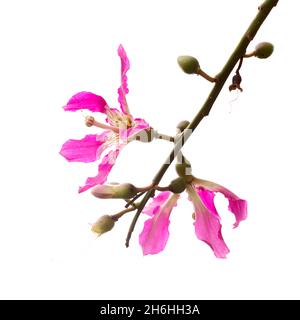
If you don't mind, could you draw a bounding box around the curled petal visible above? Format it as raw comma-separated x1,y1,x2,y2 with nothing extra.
139,193,179,255
63,91,108,113
117,45,130,114
78,149,120,193
143,191,172,216
195,187,219,217
227,197,248,228
59,133,108,163
194,178,248,228
187,185,229,258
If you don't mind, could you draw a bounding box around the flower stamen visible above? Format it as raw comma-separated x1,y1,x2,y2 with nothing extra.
85,116,119,133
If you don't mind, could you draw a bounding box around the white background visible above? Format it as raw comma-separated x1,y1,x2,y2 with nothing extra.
0,0,299,299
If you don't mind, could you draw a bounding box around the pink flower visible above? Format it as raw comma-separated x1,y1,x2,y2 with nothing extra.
139,179,247,258
60,45,150,193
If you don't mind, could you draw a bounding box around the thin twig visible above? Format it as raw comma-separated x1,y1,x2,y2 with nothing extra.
124,200,139,210
155,185,170,192
125,191,147,208
155,133,175,142
197,69,217,83
244,51,256,58
112,206,137,221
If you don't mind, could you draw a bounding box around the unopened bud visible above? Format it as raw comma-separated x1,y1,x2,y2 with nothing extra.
175,161,193,180
92,183,138,199
91,215,115,236
168,177,187,194
177,56,200,74
255,42,274,59
176,120,190,132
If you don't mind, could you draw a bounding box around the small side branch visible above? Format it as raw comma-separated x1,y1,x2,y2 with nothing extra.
155,132,175,142
197,69,217,83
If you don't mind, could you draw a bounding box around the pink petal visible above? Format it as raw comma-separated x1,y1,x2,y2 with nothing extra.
139,193,179,255
78,149,120,193
59,133,108,163
187,185,229,258
194,178,248,228
139,217,170,256
117,45,130,114
63,91,108,113
221,192,247,228
195,187,219,217
143,191,172,216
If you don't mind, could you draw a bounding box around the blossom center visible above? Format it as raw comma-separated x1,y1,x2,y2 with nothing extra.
106,108,134,129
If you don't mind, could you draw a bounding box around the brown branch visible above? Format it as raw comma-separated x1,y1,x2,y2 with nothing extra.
125,0,279,248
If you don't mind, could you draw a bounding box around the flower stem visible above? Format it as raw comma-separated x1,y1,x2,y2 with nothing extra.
155,185,170,192
124,199,140,209
125,0,279,248
244,51,256,58
112,205,137,221
155,132,175,142
197,69,216,83
136,184,155,193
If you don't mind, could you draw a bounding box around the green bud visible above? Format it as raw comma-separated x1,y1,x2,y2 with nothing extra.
255,42,274,59
177,56,200,74
91,183,138,199
175,161,192,180
115,183,138,198
168,177,187,194
91,215,115,236
176,120,190,132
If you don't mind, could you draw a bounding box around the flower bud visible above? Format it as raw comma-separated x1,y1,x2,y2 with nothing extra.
168,177,187,194
91,215,115,236
176,120,190,132
177,56,200,74
175,161,192,180
255,42,274,59
91,183,138,199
